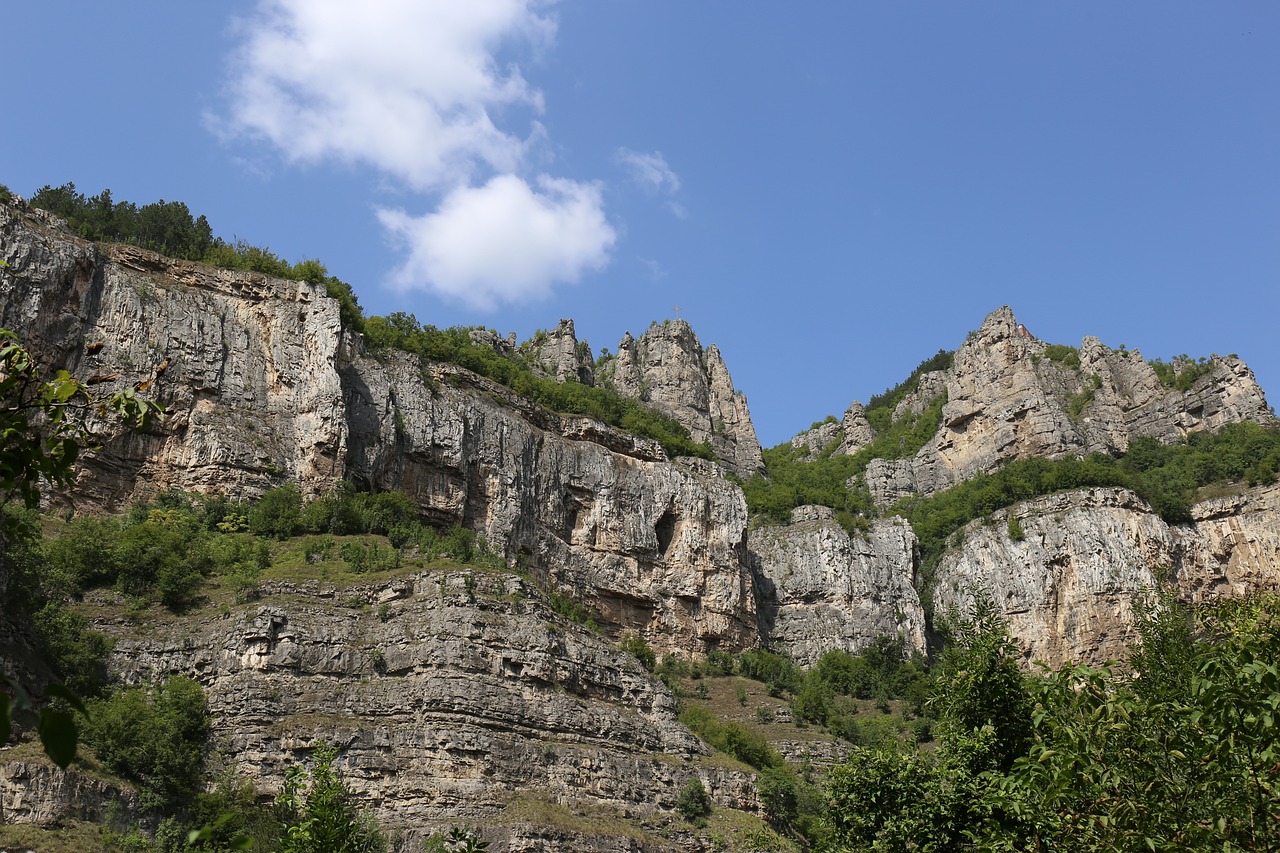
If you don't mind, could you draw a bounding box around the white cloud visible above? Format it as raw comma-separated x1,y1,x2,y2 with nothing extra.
219,1,618,308
223,0,554,191
616,148,681,194
378,174,616,310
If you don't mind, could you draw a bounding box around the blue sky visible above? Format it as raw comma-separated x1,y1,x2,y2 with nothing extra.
6,2,1278,446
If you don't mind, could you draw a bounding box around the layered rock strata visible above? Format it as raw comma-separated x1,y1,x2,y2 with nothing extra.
0,200,758,656
3,570,759,851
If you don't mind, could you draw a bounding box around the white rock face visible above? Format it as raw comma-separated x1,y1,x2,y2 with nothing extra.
1,201,758,656
520,318,595,384
601,319,764,478
861,306,1273,505
1,203,349,504
751,512,926,665
933,484,1280,667
345,354,760,655
64,570,756,850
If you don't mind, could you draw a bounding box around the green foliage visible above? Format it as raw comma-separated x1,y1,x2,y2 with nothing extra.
86,677,211,813
363,312,713,461
1,328,160,544
825,728,1003,852
743,391,947,527
1065,384,1096,422
675,778,712,824
546,588,602,633
423,827,489,852
1150,354,1215,391
249,484,304,539
823,593,1280,852
678,704,781,770
932,601,1033,773
822,609,1032,849
866,348,954,416
979,594,1280,850
1042,344,1081,370
618,631,656,672
900,421,1280,596
32,602,112,697
735,648,804,696
1006,514,1025,542
274,746,386,853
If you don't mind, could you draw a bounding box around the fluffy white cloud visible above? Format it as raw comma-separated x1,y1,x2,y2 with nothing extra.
220,1,619,307
616,148,681,194
224,0,554,190
378,175,616,310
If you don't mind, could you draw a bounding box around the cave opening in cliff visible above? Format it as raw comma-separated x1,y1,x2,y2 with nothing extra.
655,509,676,557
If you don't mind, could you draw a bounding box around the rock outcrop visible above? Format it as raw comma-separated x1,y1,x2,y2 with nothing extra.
599,320,764,478
932,483,1280,667
751,509,926,666
1,201,348,506
859,307,1272,505
6,196,1280,848
521,319,595,385
4,569,758,851
344,353,759,656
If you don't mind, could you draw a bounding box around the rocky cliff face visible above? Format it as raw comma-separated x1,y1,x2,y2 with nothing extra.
5,569,759,851
6,197,1280,848
853,307,1272,505
750,508,926,666
0,200,757,658
0,201,349,506
599,320,764,479
520,319,595,385
932,483,1280,667
343,354,759,656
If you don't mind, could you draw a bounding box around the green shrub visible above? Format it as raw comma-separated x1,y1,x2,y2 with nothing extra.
86,677,211,812
678,704,780,770
675,778,712,824
618,631,656,672
249,484,303,540
1042,344,1081,370
32,602,112,697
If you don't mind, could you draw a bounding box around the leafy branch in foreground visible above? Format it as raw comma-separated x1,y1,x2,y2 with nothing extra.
0,326,162,767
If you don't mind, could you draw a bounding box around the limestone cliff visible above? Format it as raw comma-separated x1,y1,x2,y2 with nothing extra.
932,483,1280,667
520,318,595,385
750,508,926,666
4,569,762,851
598,320,764,478
0,201,348,505
343,354,759,655
849,306,1273,504
6,194,1280,848
0,199,757,657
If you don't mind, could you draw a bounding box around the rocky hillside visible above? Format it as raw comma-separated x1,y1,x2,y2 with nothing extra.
791,306,1272,506
3,194,1280,849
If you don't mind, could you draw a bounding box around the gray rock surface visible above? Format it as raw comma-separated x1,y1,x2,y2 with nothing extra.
933,483,1280,667
751,513,926,666
521,318,595,385
861,306,1273,504
600,320,764,478
59,569,757,851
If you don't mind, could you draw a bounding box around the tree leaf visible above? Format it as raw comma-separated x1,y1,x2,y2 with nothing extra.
37,707,78,768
